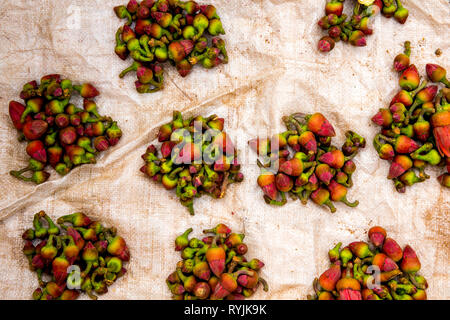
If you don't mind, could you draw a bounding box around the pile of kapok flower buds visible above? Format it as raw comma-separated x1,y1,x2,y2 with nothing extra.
167,224,268,300
318,0,409,52
8,75,122,185
141,111,243,215
308,226,428,300
372,41,450,191
22,211,130,300
114,0,228,93
249,113,365,213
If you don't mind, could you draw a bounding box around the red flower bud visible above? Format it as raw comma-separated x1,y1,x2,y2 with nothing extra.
59,126,77,145
319,150,346,169
275,173,294,192
315,163,334,185
206,246,226,277
325,1,344,16
257,172,278,201
426,64,450,86
9,101,27,130
372,109,393,127
349,241,373,259
311,188,336,213
372,253,398,272
328,180,359,207
93,136,110,151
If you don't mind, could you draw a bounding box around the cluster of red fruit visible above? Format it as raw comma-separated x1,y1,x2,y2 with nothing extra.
167,224,268,300
372,41,450,191
250,113,365,213
309,226,428,300
22,211,130,300
318,0,409,52
114,0,228,93
8,75,122,185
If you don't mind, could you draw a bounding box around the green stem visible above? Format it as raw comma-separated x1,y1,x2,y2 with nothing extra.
219,172,230,199
282,116,295,131
411,80,428,98
405,99,423,125
289,117,305,135
169,167,184,179
10,169,32,181
441,78,450,87
289,191,300,201
373,133,384,151
10,166,31,176
312,278,320,296
36,269,44,287
119,62,141,78
291,112,307,121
